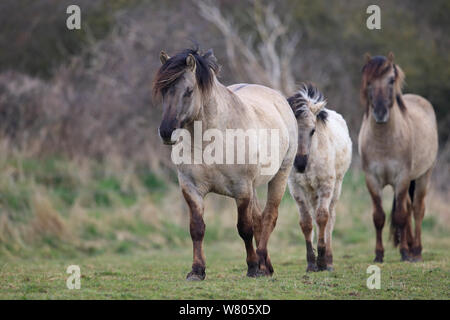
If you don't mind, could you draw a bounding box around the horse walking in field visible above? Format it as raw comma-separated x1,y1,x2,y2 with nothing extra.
287,83,352,271
358,53,438,262
153,47,297,280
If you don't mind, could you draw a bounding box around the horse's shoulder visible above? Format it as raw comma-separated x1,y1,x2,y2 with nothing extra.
402,94,434,111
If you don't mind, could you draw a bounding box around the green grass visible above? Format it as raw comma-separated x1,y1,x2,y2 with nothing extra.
0,240,448,299
0,156,448,299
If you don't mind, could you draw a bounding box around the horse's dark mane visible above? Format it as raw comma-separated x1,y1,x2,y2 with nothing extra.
361,55,406,114
152,46,220,98
287,82,328,123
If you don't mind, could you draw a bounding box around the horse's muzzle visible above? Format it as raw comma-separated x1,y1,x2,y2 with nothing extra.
294,154,308,173
372,103,389,124
158,126,176,145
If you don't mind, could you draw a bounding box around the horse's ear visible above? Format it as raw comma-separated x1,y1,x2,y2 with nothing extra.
160,51,170,64
186,53,196,72
364,52,372,64
203,49,216,61
387,52,395,63
309,100,327,116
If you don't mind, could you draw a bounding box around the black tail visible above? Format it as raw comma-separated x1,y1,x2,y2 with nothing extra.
390,180,415,247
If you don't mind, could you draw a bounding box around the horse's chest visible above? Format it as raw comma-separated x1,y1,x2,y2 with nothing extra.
369,160,404,186
294,171,322,192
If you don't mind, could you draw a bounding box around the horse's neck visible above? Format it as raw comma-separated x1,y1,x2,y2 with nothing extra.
196,81,235,131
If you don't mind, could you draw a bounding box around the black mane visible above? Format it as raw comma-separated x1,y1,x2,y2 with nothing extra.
287,82,328,123
152,46,220,98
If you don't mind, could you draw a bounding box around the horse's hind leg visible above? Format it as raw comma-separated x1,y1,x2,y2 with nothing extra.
410,167,433,262
256,168,290,276
251,192,262,247
181,187,206,281
236,194,259,277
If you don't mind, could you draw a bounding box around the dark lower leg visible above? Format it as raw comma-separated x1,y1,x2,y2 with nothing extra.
182,189,206,281
411,200,425,261
252,200,262,247
237,198,258,277
256,206,278,276
373,208,385,263
394,196,410,261
316,207,328,271
300,219,316,272
187,214,206,280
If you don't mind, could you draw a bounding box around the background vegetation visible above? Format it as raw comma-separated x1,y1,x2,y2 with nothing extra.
0,0,448,299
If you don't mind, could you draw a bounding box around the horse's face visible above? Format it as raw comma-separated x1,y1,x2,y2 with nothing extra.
158,55,202,145
294,110,316,173
366,66,396,124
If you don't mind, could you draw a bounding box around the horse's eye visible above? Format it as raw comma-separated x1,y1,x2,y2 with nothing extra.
389,78,395,85
310,128,316,136
184,88,193,97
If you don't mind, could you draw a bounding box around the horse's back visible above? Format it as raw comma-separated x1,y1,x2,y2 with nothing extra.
403,94,438,176
229,84,297,146
325,109,352,177
229,84,294,122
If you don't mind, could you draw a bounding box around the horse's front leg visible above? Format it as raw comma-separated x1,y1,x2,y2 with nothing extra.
315,186,333,271
293,192,317,272
181,187,206,281
236,196,259,277
393,178,412,262
365,174,386,262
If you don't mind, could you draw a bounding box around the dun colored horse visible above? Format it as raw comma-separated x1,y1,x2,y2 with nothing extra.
287,83,352,271
358,53,438,262
153,47,297,280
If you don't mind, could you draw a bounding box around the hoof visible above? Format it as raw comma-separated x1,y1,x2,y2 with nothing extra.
255,267,273,277
316,246,327,271
409,255,423,263
409,247,422,262
316,258,327,271
373,256,383,263
246,263,259,278
186,271,205,281
374,250,384,263
306,263,318,272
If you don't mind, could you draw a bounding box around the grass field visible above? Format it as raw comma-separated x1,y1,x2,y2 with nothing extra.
1,239,448,299
0,156,448,299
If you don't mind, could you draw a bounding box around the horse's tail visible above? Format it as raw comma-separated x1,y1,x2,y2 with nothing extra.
287,83,328,118
390,180,415,247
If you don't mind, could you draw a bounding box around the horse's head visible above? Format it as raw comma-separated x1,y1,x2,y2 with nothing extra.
152,47,219,145
361,52,405,124
288,83,328,173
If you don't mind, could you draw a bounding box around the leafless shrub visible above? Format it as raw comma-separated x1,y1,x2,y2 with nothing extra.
196,0,299,95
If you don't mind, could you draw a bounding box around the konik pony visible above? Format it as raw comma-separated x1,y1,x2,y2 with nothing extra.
359,53,438,262
153,47,297,280
287,83,352,271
